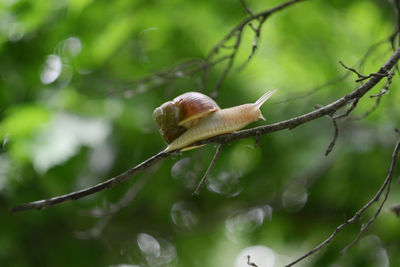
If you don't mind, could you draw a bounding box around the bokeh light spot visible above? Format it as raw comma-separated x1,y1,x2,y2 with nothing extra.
235,245,275,267
40,55,62,84
207,171,243,197
170,202,198,229
137,233,177,266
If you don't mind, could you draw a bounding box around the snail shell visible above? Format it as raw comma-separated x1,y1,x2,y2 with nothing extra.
153,92,220,144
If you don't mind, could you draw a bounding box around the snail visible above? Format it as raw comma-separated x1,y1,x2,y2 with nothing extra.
153,89,278,152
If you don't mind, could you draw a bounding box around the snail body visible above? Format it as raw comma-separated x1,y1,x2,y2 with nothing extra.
153,89,278,152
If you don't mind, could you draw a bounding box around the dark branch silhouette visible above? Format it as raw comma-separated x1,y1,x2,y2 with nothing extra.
324,116,338,156
285,130,400,267
107,0,304,99
193,143,225,195
247,255,259,267
11,151,174,212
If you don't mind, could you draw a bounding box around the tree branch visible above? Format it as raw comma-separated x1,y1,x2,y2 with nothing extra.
239,0,254,16
10,45,400,213
108,0,304,98
339,60,387,83
193,143,225,195
192,45,400,147
285,130,400,267
10,151,174,212
340,170,392,254
324,116,338,156
203,0,304,97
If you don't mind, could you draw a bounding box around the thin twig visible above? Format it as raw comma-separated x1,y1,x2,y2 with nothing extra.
193,143,225,195
247,255,259,267
325,116,339,156
391,0,400,50
10,45,400,212
248,22,258,32
254,130,262,148
370,71,394,98
74,215,112,240
341,171,392,254
390,29,400,51
339,61,367,80
353,70,396,122
369,89,388,98
271,74,350,105
357,95,381,120
213,32,243,98
206,0,303,61
110,56,232,97
272,38,391,106
356,73,386,83
334,98,360,119
285,132,400,267
75,165,159,239
87,166,157,218
339,61,386,82
325,63,394,154
206,0,304,97
242,15,268,68
239,0,254,16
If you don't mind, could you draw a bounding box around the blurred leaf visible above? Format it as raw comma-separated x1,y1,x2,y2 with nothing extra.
0,104,50,139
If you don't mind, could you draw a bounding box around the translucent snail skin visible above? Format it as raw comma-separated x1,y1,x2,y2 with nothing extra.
153,89,278,152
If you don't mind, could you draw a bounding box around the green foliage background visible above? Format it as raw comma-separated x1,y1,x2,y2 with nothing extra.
1,0,400,266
